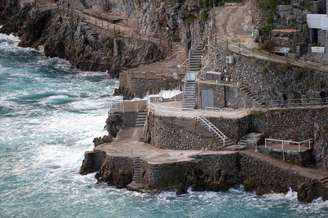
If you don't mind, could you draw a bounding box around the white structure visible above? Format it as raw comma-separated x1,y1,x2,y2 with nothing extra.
307,14,328,30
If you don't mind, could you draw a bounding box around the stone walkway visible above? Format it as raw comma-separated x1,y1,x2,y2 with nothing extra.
96,127,328,183
242,150,328,180
96,127,236,165
149,101,251,118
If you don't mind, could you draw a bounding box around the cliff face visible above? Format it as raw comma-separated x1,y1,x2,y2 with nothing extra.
0,0,206,75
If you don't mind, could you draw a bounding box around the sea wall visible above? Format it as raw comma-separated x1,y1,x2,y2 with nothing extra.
80,148,328,202
240,152,328,202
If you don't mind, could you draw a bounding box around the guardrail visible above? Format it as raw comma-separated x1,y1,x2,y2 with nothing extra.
148,102,197,117
264,138,312,160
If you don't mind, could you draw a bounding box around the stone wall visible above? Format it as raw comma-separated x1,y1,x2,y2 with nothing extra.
80,147,328,202
204,42,328,103
146,113,251,150
145,152,240,192
251,107,328,140
258,147,315,167
119,71,181,98
250,107,328,168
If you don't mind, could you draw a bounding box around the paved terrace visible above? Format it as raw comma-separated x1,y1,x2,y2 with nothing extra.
149,101,251,118
111,98,328,119
96,127,236,165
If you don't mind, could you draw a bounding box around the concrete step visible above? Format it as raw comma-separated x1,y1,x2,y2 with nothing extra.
320,176,328,183
133,158,144,184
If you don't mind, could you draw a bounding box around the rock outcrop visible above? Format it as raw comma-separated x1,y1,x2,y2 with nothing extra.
0,1,167,75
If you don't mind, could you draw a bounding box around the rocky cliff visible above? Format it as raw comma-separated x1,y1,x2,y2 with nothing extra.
0,0,208,76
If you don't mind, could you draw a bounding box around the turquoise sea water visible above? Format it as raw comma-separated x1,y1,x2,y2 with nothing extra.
1,33,328,218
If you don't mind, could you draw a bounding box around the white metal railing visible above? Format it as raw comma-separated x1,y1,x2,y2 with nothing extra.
196,115,228,146
109,98,148,114
148,102,197,117
264,138,313,160
108,97,124,114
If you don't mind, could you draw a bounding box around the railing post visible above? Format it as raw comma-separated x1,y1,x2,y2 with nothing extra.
298,142,301,152
265,139,267,149
282,141,285,161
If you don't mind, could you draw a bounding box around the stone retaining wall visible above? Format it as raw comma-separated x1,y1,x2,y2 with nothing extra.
119,71,181,98
146,113,251,150
239,152,328,202
80,149,328,202
204,42,328,104
251,107,328,140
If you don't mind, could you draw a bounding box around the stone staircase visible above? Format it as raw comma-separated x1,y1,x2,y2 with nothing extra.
195,115,234,147
135,111,147,127
182,44,203,110
320,176,328,188
239,83,266,107
238,132,265,148
189,45,203,72
182,81,197,110
132,157,144,185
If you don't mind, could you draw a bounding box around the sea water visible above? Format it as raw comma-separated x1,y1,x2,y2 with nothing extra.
1,33,328,218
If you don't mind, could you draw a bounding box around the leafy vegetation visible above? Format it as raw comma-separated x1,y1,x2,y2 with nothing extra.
256,0,290,36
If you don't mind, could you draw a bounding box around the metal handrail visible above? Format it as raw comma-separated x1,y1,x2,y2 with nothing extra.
264,138,313,158
197,116,228,140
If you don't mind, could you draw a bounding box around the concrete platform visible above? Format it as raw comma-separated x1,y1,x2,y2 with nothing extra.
96,127,237,164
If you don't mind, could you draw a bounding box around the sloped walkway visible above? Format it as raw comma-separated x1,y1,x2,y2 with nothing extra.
242,150,328,181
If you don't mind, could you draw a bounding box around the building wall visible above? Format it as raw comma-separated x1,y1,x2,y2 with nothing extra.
197,81,254,109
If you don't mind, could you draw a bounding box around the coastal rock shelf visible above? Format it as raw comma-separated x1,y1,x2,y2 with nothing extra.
80,127,328,202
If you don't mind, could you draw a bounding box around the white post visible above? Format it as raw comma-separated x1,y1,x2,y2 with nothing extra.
298,142,301,152
265,139,267,148
282,141,285,161
309,140,311,149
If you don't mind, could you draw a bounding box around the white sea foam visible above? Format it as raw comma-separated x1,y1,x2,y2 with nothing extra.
0,33,20,44
263,188,298,201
